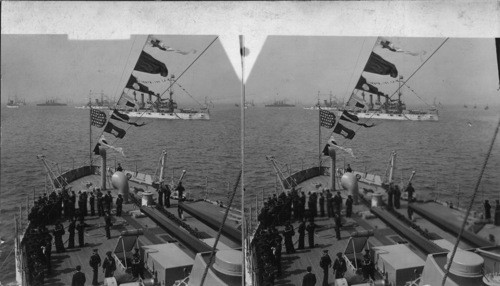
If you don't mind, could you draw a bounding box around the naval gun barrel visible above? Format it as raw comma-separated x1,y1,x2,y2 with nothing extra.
350,230,374,238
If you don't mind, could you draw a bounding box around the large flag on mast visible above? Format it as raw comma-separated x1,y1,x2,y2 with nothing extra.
319,109,336,128
496,38,500,90
364,52,398,78
355,76,385,96
340,110,375,128
104,122,126,139
93,136,125,157
347,94,367,109
322,136,356,158
147,35,197,55
134,51,169,77
110,109,146,127
377,37,425,57
333,122,355,139
126,75,154,94
90,108,107,128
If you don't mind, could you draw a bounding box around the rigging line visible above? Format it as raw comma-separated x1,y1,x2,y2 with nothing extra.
174,82,204,107
111,36,138,107
200,170,242,286
0,245,14,270
94,36,151,148
344,38,370,102
441,116,500,286
333,38,449,147
159,36,219,98
104,36,219,148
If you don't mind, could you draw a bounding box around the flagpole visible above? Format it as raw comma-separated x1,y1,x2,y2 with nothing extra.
89,107,92,166
318,108,321,169
239,35,246,286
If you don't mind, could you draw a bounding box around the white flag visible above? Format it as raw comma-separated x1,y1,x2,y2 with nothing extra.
99,136,125,157
329,136,355,158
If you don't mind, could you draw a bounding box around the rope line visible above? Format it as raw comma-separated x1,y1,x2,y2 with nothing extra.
159,36,219,98
174,82,205,107
441,117,500,286
0,245,15,270
94,36,218,149
200,170,242,286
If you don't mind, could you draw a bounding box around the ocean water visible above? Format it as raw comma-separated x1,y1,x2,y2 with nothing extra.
1,104,499,283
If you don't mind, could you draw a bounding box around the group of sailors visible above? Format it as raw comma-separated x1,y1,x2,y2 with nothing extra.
253,186,357,285
24,184,125,285
257,188,350,228
304,248,374,286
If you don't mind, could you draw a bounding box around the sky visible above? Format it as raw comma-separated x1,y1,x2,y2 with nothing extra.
1,2,499,107
1,35,241,107
2,35,499,107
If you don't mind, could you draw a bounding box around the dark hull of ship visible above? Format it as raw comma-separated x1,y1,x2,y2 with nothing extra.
264,104,295,107
36,103,68,106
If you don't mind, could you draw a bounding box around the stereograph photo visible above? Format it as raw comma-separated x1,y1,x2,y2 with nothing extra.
1,2,499,286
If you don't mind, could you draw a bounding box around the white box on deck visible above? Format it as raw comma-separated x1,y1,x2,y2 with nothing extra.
142,243,193,286
373,244,425,286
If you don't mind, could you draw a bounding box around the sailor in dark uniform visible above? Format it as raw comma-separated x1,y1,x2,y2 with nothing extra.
89,192,95,216
306,221,316,248
346,164,353,172
71,265,86,286
405,183,415,202
362,250,375,280
176,182,185,218
302,266,317,286
387,184,394,210
102,251,116,278
326,190,333,218
319,250,332,286
297,219,306,250
116,163,123,172
131,248,144,279
319,193,325,217
104,191,112,213
157,184,164,206
394,185,401,209
42,239,52,275
283,221,295,254
97,191,104,217
484,200,492,220
115,194,123,217
164,184,171,207
77,221,85,247
333,191,342,216
89,249,101,286
53,222,65,253
272,236,282,277
333,252,347,279
334,214,342,240
104,212,112,239
68,219,76,248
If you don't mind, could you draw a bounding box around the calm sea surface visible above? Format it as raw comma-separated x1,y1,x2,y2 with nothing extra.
1,104,499,283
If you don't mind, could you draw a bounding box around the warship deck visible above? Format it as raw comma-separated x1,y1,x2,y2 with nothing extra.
44,173,239,286
270,174,497,285
273,175,400,286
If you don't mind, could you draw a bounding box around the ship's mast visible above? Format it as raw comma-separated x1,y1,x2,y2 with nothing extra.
169,75,175,102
